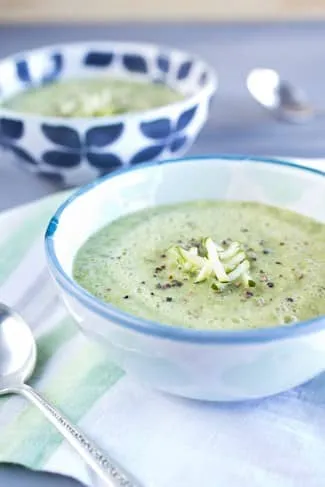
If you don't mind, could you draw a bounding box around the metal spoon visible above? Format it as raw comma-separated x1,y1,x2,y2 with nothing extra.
247,68,317,123
0,303,140,487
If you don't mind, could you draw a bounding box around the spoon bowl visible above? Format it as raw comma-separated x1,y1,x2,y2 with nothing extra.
247,68,315,123
0,303,36,394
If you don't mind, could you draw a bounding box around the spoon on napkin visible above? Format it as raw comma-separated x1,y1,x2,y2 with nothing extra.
246,68,323,123
0,463,86,487
0,303,141,487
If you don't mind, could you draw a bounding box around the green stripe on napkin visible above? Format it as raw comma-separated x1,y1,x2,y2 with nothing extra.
0,340,123,468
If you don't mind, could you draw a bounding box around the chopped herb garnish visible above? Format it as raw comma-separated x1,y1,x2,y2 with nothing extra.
150,292,155,296
166,297,173,302
168,236,256,291
275,261,282,265
280,242,285,246
262,248,271,255
286,297,294,302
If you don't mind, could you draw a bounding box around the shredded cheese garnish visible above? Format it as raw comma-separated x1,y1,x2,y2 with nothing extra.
168,237,256,291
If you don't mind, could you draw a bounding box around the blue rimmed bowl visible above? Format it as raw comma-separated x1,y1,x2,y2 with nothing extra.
45,156,325,401
0,41,216,186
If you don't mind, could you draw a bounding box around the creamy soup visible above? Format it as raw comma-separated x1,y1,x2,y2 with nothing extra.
73,200,325,331
3,78,183,117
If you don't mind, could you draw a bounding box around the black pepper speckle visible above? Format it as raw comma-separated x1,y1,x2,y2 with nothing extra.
286,297,294,302
123,295,129,299
245,291,254,298
267,282,274,288
166,297,173,302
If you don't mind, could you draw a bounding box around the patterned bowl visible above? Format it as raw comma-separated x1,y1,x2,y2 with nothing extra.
0,41,217,186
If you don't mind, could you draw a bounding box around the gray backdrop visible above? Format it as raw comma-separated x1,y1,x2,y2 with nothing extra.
1,22,325,211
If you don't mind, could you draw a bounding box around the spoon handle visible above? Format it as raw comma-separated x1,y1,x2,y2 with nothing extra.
16,384,141,487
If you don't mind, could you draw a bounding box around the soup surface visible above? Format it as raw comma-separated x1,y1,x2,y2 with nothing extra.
3,77,183,117
73,200,325,330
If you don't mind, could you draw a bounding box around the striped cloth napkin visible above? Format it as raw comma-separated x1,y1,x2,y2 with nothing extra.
0,158,324,487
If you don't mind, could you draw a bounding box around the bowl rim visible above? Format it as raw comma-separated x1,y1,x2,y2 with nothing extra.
0,40,217,124
45,155,325,344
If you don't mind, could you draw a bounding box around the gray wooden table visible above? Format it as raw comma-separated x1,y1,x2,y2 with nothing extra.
1,21,325,486
1,21,325,212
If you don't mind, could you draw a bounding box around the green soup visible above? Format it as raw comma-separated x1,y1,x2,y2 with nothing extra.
2,78,183,117
73,201,325,331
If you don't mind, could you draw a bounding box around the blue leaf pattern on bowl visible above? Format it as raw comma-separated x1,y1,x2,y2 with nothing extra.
42,125,82,150
170,135,187,153
85,124,124,148
130,145,165,165
177,61,193,80
84,52,114,67
0,118,24,139
10,145,37,164
43,151,81,167
157,56,170,73
140,119,172,140
87,152,123,170
16,60,31,83
176,106,197,132
122,54,148,73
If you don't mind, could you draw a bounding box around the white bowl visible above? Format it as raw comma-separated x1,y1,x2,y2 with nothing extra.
0,41,216,186
45,155,325,402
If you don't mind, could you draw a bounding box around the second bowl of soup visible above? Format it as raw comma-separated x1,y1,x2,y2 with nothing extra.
0,41,216,186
